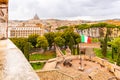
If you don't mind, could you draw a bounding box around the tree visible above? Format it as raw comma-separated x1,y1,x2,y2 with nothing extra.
10,38,28,53
36,36,48,51
73,33,80,45
100,28,112,57
61,27,80,55
76,37,81,55
54,36,65,47
44,32,55,50
56,26,68,30
76,24,90,30
62,27,74,46
54,32,63,37
98,23,114,57
10,38,33,61
109,38,120,65
75,24,90,34
68,36,75,55
28,34,39,48
24,42,33,61
117,46,120,66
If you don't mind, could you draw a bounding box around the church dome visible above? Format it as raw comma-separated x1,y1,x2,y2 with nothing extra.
33,14,39,20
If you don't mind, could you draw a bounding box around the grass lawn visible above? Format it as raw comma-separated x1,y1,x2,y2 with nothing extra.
29,50,56,61
61,49,66,55
30,62,45,70
94,48,118,63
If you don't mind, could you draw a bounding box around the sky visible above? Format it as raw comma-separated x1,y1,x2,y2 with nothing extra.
9,0,120,21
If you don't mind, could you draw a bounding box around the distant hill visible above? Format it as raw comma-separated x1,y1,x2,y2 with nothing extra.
9,18,120,29
103,19,120,26
41,19,96,28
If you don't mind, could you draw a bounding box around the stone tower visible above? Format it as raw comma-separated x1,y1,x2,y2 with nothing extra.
0,0,8,39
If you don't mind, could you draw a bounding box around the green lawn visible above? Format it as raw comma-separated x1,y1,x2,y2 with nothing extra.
30,62,45,70
29,51,56,61
61,50,66,55
94,48,117,63
30,50,56,70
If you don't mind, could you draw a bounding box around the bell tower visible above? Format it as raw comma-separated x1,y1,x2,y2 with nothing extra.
0,0,8,39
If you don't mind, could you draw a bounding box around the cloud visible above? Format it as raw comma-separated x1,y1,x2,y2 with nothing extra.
9,0,120,20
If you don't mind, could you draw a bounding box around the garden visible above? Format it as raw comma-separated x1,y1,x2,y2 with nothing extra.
10,23,120,70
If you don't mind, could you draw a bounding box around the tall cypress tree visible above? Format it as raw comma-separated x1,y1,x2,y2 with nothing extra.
24,42,33,61
68,36,75,55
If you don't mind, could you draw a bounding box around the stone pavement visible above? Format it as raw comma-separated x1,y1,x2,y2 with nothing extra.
0,39,39,80
42,58,58,70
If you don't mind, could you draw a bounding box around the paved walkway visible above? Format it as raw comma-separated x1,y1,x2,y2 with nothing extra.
0,39,39,80
0,40,6,80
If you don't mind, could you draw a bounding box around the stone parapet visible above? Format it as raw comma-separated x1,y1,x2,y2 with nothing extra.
37,70,73,80
0,39,40,80
83,55,120,79
37,55,120,80
37,70,91,80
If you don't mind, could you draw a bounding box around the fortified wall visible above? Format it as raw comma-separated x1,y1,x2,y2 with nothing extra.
37,55,120,80
37,69,91,80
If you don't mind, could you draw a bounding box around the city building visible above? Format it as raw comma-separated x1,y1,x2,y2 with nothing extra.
8,14,45,38
78,28,100,38
8,26,44,38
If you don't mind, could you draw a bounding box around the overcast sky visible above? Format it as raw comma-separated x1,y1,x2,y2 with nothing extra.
9,0,120,21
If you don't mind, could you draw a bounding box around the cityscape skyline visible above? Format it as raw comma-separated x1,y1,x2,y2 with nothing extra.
9,0,120,21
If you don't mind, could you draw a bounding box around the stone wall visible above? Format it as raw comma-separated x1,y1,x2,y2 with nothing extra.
37,55,120,80
0,39,40,80
83,55,120,79
0,0,8,38
37,69,91,80
37,70,73,80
